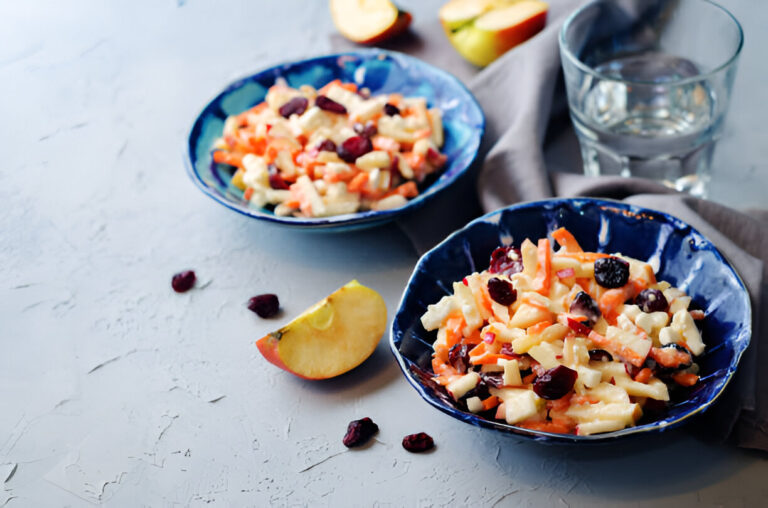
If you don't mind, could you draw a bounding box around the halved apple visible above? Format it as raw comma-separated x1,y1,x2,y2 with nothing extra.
439,0,548,67
255,280,387,379
330,0,412,45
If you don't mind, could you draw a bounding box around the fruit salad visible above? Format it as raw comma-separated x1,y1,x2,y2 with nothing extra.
211,79,447,218
419,227,706,436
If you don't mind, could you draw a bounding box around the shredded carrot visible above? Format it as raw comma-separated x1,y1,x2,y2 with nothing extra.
445,315,465,348
551,227,583,253
598,286,636,324
527,320,553,336
672,372,699,387
471,353,515,365
634,367,653,384
532,238,552,295
347,172,369,193
522,372,537,384
395,181,419,198
519,419,574,434
468,341,489,359
212,150,244,168
243,188,254,201
481,395,501,411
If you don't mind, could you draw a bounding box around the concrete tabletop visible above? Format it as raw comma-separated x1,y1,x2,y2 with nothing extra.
1,0,766,506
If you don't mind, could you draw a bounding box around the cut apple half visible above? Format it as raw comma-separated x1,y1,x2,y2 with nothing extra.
255,280,387,380
330,0,412,45
439,0,548,67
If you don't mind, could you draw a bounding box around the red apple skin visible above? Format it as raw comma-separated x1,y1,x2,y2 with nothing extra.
357,10,412,45
255,334,320,381
492,9,547,55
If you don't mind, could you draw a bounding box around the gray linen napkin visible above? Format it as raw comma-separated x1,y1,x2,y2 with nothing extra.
332,0,768,450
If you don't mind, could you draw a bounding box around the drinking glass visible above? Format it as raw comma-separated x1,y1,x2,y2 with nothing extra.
559,0,743,197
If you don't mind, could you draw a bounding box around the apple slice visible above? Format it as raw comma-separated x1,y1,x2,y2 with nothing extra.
255,280,387,379
330,0,412,45
439,0,548,67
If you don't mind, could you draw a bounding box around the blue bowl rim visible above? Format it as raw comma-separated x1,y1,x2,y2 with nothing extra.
183,48,486,229
390,197,753,442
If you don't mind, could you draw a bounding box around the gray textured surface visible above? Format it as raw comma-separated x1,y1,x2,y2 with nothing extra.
1,0,766,506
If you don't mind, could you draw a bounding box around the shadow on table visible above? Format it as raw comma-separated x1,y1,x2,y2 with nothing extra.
482,427,753,502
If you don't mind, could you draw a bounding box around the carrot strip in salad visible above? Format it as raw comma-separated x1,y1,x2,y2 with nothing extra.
551,227,583,253
481,396,500,411
347,172,369,193
672,372,699,387
213,150,244,168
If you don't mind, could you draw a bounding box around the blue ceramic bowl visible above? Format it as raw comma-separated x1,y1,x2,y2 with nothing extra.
185,50,485,230
391,198,752,443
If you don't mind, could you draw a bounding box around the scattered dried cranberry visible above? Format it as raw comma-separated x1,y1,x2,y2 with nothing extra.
488,247,524,277
499,343,517,357
383,103,401,116
479,371,504,389
316,139,337,152
532,365,578,400
588,349,613,362
487,277,517,306
247,294,280,318
278,96,308,118
267,164,290,190
343,417,379,447
337,136,373,162
569,291,601,326
635,288,668,313
566,317,592,336
402,432,434,453
448,344,469,374
171,270,196,293
353,121,377,138
594,257,630,288
315,95,347,114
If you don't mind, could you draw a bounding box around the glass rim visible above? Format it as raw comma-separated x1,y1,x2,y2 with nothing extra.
559,0,744,86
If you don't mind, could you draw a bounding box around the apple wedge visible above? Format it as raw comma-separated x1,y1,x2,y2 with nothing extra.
330,0,412,45
255,280,387,379
439,0,548,67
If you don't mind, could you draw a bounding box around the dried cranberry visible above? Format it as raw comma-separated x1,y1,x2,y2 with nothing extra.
488,247,524,277
487,277,517,306
247,294,279,318
588,349,613,362
342,417,379,447
569,291,601,326
353,121,377,138
532,365,578,400
337,136,373,162
317,139,337,152
383,103,401,116
171,270,196,293
315,95,347,114
448,344,469,374
635,289,668,313
479,371,504,389
499,343,517,357
566,317,592,336
278,96,308,118
594,257,630,288
402,432,434,452
267,164,290,190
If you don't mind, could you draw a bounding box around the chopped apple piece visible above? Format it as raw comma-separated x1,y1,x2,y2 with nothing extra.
255,280,387,379
447,371,480,400
330,0,412,45
439,0,548,67
491,388,543,424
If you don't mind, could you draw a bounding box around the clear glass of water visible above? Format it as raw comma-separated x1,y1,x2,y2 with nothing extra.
559,0,743,197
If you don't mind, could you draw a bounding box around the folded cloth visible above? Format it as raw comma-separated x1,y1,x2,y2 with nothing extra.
332,1,768,450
